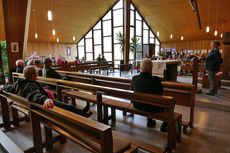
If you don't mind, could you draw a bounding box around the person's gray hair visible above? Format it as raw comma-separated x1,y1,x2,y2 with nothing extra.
27,59,35,66
212,41,220,47
23,65,37,80
140,59,153,73
15,59,24,67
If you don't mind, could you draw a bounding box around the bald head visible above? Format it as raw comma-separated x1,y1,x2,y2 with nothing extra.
140,59,152,74
23,65,37,80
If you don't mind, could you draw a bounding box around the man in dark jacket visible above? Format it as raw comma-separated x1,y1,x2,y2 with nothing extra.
0,65,91,117
205,41,222,95
132,59,168,131
43,57,62,89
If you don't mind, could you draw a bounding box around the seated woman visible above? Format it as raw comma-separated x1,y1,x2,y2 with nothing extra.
15,59,25,73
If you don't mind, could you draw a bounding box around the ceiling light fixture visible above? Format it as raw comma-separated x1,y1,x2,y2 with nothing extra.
52,29,56,36
220,33,223,38
181,36,184,40
157,32,159,37
170,34,173,39
214,30,218,36
214,0,219,36
206,0,210,33
57,38,59,42
48,0,53,21
73,36,76,41
33,9,38,39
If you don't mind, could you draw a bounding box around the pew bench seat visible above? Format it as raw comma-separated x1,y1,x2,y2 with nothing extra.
0,130,24,153
42,120,136,153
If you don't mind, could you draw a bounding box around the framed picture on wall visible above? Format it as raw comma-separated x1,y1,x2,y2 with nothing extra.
67,47,71,56
11,42,19,52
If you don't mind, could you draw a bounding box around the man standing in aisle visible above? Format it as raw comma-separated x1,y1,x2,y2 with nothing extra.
205,41,223,95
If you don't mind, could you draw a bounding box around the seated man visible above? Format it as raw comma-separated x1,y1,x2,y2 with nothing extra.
132,59,168,131
0,65,91,117
43,57,62,89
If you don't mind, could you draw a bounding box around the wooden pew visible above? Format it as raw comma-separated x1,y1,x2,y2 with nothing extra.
30,103,139,153
57,80,182,153
13,72,194,131
0,130,23,153
56,71,195,131
0,91,66,153
52,61,114,72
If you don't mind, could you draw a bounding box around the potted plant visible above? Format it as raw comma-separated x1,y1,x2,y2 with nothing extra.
158,52,165,60
0,41,9,83
130,36,140,68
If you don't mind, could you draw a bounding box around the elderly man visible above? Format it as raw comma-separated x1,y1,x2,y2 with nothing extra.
205,41,223,95
132,59,167,131
15,59,25,73
0,65,91,117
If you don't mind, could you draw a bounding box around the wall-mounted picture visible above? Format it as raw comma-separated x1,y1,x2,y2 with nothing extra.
67,47,71,56
11,42,19,52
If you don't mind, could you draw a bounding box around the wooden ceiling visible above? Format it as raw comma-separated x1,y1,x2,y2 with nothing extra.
0,0,230,43
133,0,230,42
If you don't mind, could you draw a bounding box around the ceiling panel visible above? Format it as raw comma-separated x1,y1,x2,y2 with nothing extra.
133,0,230,42
1,0,230,43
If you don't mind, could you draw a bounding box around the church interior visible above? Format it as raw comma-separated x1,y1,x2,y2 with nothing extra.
0,0,230,153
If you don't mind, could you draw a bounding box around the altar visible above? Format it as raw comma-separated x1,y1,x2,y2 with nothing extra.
152,60,181,81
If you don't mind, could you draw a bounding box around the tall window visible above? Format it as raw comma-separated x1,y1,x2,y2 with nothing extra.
77,0,161,68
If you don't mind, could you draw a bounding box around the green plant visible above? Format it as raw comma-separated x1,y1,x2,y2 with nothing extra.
158,52,165,57
116,31,124,53
130,36,140,55
0,41,9,82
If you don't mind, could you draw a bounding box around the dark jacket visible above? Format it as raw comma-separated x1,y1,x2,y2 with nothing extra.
16,66,24,73
132,72,164,112
3,79,49,105
42,67,62,89
205,49,222,71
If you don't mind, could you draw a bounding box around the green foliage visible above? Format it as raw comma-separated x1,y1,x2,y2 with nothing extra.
0,41,9,81
116,31,124,53
158,52,165,57
130,36,140,54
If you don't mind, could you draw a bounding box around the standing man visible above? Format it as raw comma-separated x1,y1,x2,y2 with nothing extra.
205,41,223,95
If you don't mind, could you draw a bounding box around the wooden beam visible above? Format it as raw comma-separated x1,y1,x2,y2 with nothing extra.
222,32,230,79
124,0,131,64
2,0,31,69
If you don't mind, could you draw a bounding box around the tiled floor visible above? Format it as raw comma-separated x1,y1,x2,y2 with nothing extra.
1,71,230,153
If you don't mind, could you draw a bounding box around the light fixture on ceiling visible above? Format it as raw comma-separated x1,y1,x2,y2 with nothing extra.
73,36,76,41
157,32,159,37
170,34,173,39
48,0,53,21
214,30,218,36
181,36,184,40
35,33,38,39
52,29,56,36
214,0,219,36
220,33,223,38
52,21,56,36
206,26,210,33
57,38,59,42
206,0,211,33
33,9,38,39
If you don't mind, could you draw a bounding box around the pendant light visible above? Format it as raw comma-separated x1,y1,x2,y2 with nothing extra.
157,32,159,37
170,34,173,39
52,21,56,36
181,36,184,40
206,0,211,33
48,0,53,21
57,38,59,42
73,36,76,41
33,9,38,39
214,0,219,36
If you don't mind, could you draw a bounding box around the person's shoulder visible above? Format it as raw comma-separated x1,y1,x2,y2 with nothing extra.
132,74,140,80
151,75,161,81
